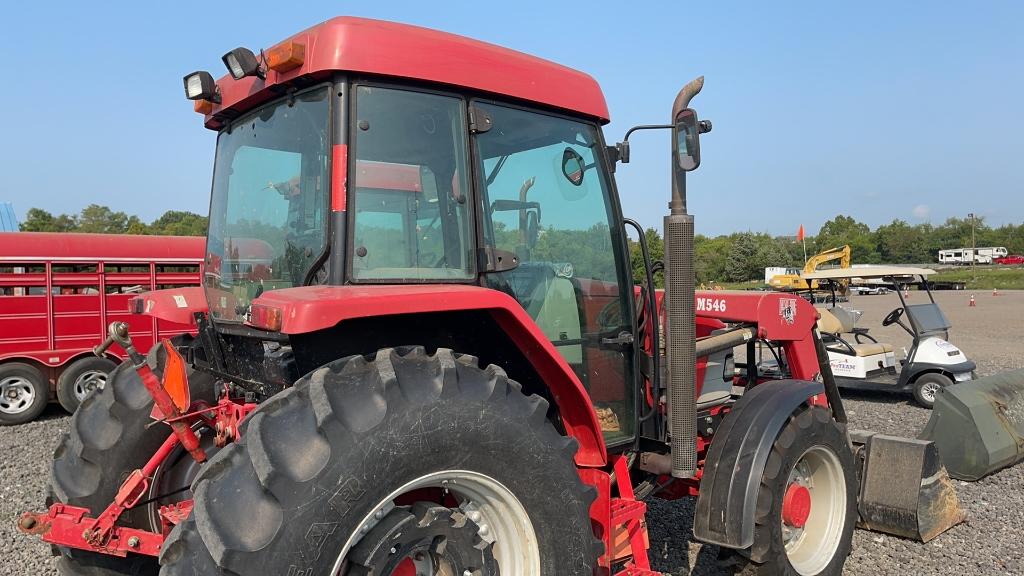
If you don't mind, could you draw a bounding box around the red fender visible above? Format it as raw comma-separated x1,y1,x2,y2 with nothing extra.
128,287,209,326
251,284,608,467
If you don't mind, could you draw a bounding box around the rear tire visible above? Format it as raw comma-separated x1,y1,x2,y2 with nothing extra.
57,356,117,413
50,338,215,576
159,347,601,576
739,405,857,576
0,362,49,425
912,373,951,409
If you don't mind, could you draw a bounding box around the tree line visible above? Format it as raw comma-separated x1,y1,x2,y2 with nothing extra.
630,215,1024,284
19,205,208,237
17,207,1023,284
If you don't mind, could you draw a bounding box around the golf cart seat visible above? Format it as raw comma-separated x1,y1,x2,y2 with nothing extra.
817,308,894,357
817,307,858,335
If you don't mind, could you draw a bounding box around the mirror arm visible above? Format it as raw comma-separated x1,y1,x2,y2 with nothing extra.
613,124,674,165
623,123,675,141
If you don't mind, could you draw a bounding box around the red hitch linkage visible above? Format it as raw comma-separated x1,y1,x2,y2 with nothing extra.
18,323,210,556
18,433,185,556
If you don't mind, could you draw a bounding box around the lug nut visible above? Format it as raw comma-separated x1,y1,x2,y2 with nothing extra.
127,536,140,548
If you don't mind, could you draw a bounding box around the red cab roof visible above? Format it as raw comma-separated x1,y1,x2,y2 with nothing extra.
0,232,204,262
203,17,609,127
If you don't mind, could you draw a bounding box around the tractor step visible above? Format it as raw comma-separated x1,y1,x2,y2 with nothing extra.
610,498,647,524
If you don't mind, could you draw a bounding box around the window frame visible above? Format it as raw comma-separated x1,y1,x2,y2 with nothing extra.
344,79,479,285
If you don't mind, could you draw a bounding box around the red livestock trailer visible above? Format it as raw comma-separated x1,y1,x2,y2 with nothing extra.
0,232,203,424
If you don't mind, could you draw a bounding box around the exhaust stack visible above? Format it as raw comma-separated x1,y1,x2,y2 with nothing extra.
666,76,703,478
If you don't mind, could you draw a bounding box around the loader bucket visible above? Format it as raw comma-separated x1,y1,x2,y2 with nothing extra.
919,369,1024,481
851,431,965,542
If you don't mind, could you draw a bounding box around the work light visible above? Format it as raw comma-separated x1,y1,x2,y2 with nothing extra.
183,71,220,102
222,47,264,80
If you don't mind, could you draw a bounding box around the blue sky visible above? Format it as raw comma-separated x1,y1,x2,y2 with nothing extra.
1,1,1020,236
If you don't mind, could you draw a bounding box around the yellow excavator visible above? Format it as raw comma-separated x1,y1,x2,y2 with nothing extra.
768,245,851,291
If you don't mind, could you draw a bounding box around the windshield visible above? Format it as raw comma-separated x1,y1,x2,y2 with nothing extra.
205,87,330,321
906,303,951,334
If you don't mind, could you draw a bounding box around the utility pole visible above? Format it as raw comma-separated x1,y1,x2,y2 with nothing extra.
968,213,976,273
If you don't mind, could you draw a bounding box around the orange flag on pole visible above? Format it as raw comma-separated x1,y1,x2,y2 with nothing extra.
797,224,805,241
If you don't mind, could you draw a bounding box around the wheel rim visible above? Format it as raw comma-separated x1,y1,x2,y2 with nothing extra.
73,369,108,401
145,424,218,532
919,381,941,404
0,376,37,415
781,445,847,575
332,470,540,576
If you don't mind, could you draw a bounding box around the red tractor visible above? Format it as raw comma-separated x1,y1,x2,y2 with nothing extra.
20,17,962,576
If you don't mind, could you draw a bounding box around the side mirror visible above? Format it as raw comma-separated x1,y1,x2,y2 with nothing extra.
561,148,585,186
673,109,701,171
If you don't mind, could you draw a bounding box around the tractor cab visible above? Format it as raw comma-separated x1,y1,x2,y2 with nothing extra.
802,266,976,407
190,20,638,444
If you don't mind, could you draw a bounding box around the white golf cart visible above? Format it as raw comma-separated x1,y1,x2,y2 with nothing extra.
802,266,976,408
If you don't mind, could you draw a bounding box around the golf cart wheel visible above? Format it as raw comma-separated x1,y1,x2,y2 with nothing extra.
56,355,117,413
0,362,49,425
160,347,601,576
739,405,857,576
50,337,215,576
912,373,952,409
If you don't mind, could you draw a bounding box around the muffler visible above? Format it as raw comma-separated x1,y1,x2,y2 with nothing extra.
851,431,965,542
920,368,1024,481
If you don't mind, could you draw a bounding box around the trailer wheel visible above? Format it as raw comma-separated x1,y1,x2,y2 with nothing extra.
741,405,857,576
50,338,215,576
56,356,117,413
912,373,951,409
160,347,601,576
0,362,49,425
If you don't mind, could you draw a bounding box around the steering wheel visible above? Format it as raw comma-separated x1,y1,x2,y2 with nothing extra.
882,307,905,327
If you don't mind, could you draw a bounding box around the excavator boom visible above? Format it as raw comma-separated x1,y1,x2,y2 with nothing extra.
769,245,851,290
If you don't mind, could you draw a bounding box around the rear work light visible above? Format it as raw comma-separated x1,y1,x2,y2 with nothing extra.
248,303,283,332
183,71,220,103
222,47,265,80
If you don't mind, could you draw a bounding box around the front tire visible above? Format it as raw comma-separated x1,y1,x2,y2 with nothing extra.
741,405,857,576
912,373,952,409
160,347,600,576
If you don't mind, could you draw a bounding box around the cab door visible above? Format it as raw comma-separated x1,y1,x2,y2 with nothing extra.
472,102,637,445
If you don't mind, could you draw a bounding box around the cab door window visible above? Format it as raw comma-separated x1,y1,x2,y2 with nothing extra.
350,86,474,281
473,102,635,443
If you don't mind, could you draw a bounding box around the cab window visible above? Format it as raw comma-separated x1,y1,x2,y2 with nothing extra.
350,86,474,281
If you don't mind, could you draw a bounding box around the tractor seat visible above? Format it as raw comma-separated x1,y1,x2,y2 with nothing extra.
826,341,894,357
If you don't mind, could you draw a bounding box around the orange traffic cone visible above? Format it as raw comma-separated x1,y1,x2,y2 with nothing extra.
969,294,976,307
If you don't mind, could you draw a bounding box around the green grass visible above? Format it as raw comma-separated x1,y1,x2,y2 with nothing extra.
931,267,1024,290
706,280,770,291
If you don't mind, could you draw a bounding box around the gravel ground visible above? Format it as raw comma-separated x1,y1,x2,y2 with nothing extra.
1,290,1021,575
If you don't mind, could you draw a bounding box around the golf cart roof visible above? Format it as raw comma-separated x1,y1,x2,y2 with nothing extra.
801,266,936,280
